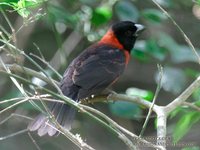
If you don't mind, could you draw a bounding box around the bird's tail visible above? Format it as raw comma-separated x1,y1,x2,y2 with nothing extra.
28,101,77,136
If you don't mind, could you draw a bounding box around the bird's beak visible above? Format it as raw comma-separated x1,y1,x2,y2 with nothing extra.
135,24,145,36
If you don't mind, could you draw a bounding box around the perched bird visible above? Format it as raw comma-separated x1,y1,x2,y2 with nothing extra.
28,21,144,136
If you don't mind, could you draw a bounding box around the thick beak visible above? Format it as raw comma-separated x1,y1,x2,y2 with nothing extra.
135,24,145,36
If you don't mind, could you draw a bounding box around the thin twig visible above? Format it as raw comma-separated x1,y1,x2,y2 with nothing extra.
152,0,200,64
81,104,164,150
0,64,59,85
80,104,136,150
0,39,62,95
0,113,33,125
182,102,200,112
166,76,200,113
28,132,41,150
0,98,29,115
30,52,62,79
0,8,15,40
0,71,135,149
139,65,163,137
0,58,44,113
0,129,28,141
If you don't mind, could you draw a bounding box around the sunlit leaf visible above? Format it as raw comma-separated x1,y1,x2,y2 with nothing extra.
1,0,44,18
126,87,153,102
115,1,139,22
173,111,200,143
155,67,187,94
142,9,167,23
91,6,112,26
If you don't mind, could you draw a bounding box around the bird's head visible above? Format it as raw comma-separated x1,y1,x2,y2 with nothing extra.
112,21,145,51
100,21,145,52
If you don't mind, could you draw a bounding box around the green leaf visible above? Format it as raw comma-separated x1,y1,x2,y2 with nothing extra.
79,0,98,5
20,101,36,110
158,33,200,64
193,88,200,101
193,0,200,5
173,111,200,143
145,39,167,61
0,0,18,2
1,0,44,18
155,67,187,94
169,107,183,119
194,100,200,107
47,5,77,25
184,68,200,78
131,40,150,62
132,39,167,61
115,1,139,22
182,146,200,150
126,87,153,102
171,45,200,64
0,88,22,101
142,9,167,23
0,87,22,108
109,101,141,119
131,48,149,62
91,6,112,26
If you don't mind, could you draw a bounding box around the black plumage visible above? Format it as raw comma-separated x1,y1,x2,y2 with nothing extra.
28,21,144,136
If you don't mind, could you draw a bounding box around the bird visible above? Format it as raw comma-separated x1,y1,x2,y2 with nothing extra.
28,21,144,136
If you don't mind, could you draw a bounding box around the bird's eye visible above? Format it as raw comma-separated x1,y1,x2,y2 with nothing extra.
125,30,133,37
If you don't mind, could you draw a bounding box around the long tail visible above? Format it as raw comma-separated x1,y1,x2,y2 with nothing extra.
28,101,77,136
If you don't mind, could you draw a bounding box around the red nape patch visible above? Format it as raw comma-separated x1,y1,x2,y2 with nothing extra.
98,30,130,65
99,30,124,50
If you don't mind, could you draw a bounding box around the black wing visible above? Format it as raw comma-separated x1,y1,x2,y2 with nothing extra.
67,44,126,99
28,44,127,136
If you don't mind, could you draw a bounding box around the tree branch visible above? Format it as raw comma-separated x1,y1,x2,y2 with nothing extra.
182,102,200,112
0,64,59,85
165,76,200,114
156,107,167,149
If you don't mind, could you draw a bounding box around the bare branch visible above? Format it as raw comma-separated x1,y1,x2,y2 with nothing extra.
139,65,163,137
81,104,164,150
0,129,28,141
182,102,200,112
152,0,200,64
0,64,59,85
166,76,200,113
156,107,167,149
28,132,41,150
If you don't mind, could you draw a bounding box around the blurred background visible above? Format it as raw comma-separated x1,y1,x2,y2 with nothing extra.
0,0,200,150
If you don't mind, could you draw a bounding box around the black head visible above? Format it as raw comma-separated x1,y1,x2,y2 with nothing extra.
112,21,144,51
